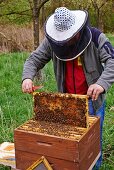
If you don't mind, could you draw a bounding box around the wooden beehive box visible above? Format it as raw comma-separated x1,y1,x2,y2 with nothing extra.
14,92,100,170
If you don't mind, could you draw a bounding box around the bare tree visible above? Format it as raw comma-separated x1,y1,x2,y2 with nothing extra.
28,0,49,50
28,0,50,80
91,0,110,31
0,0,5,3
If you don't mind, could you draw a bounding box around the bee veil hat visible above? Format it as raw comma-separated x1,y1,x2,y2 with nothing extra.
45,7,92,61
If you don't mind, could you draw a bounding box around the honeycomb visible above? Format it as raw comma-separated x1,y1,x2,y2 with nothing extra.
33,92,89,128
17,117,97,140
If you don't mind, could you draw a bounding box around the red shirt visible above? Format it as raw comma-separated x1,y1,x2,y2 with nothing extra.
65,56,88,94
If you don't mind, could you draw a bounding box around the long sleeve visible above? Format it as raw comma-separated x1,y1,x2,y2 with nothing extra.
22,38,52,81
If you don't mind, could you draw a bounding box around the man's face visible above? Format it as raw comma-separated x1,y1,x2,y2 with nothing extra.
66,32,80,46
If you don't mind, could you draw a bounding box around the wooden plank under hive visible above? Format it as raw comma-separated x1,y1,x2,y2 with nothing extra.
33,92,89,128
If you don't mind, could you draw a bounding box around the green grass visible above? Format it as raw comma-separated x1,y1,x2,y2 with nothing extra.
0,54,30,145
106,34,114,46
0,52,57,145
0,35,114,169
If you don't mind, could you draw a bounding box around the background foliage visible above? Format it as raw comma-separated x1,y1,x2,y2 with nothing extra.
0,0,114,53
0,0,114,31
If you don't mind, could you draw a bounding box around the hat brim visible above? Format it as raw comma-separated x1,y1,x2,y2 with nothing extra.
46,26,92,61
45,10,88,42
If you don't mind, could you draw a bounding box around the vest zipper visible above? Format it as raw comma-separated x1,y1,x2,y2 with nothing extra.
73,60,76,93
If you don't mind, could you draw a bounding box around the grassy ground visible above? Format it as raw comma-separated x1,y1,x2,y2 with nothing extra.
0,52,57,144
0,35,114,169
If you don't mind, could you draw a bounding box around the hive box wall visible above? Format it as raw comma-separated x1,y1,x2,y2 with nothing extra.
15,138,100,170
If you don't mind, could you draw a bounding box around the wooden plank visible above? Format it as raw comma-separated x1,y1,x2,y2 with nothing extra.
88,152,101,170
79,137,100,170
15,151,79,170
33,92,89,128
15,137,100,170
14,129,79,162
79,117,100,161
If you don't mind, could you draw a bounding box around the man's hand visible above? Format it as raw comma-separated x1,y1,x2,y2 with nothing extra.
87,84,104,100
22,79,34,93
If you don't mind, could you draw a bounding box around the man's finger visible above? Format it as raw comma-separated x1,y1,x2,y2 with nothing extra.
87,86,94,97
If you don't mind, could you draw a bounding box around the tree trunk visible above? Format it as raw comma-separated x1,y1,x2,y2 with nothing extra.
33,13,40,49
33,0,40,49
41,5,45,26
32,0,50,81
